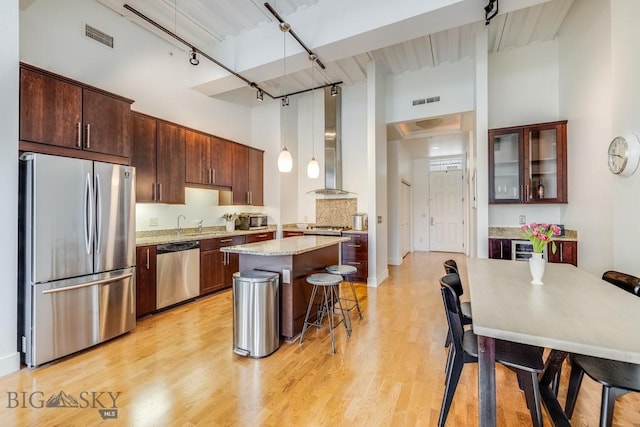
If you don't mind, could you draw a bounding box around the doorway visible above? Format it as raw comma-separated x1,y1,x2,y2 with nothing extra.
429,159,464,252
400,180,411,258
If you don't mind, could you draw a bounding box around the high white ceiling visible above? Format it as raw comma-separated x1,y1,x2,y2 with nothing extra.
92,0,574,152
96,0,574,101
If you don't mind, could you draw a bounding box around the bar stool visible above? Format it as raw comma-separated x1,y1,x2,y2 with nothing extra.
299,273,351,353
326,265,363,326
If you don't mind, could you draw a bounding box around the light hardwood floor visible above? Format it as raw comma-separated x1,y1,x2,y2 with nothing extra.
1,252,639,426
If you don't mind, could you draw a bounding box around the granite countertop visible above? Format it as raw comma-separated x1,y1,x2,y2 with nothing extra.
221,235,349,256
136,227,276,246
489,226,578,241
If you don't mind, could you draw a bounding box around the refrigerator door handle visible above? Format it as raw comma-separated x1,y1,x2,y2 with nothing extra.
41,272,134,295
84,173,94,255
95,173,102,253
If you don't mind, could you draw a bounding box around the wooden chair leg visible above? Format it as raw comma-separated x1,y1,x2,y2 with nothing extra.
438,352,464,427
564,361,585,419
521,371,543,427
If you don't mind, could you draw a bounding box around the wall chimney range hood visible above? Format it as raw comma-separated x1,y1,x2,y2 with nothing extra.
309,86,352,195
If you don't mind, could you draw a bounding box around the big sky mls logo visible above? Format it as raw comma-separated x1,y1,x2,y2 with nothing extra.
7,390,121,420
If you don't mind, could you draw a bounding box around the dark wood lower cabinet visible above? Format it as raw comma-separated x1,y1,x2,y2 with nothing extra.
341,233,368,283
135,245,156,317
200,235,246,296
548,240,578,267
488,238,512,260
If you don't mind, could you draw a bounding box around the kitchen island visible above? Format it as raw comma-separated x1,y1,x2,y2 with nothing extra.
222,235,348,340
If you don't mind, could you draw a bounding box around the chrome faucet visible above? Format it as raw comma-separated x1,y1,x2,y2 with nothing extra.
197,219,203,234
177,215,186,234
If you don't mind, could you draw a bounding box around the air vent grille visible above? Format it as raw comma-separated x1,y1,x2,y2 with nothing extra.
85,24,114,48
412,96,440,106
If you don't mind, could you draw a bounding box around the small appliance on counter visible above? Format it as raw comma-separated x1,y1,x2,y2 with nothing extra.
235,213,268,230
352,213,368,231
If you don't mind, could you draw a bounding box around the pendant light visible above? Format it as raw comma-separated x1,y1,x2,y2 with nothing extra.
277,22,293,173
306,55,320,179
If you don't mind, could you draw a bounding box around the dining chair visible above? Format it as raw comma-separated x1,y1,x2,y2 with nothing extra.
563,274,640,426
442,260,472,323
564,354,640,427
438,278,545,427
440,271,472,348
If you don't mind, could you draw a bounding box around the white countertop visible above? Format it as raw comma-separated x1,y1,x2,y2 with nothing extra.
466,258,640,363
221,235,349,256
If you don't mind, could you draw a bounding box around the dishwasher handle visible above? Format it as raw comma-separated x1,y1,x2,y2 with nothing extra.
156,241,200,254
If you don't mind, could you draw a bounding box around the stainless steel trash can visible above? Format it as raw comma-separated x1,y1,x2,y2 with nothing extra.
233,270,280,358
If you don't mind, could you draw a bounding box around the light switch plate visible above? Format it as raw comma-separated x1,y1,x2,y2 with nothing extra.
282,269,291,284
519,215,526,224
149,217,159,227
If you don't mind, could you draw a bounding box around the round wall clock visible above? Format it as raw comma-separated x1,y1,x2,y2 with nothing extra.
608,132,640,176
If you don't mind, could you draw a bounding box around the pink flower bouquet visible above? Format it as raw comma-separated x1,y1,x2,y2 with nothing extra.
521,222,562,254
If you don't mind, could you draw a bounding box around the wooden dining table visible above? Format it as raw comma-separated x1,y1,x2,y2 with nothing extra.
465,258,640,426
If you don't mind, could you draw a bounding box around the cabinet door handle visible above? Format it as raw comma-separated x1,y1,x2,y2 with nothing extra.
347,244,361,248
209,168,213,184
76,122,82,148
560,244,563,262
526,184,529,200
158,183,163,202
347,261,361,265
212,168,216,184
257,234,267,238
152,183,156,201
500,241,503,259
85,123,91,148
220,238,233,243
146,248,150,269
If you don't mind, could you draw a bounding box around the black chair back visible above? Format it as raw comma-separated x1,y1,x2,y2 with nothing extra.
440,280,464,354
441,272,464,297
443,259,459,275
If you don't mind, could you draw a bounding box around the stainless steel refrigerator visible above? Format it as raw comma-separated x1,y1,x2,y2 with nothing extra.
19,153,136,368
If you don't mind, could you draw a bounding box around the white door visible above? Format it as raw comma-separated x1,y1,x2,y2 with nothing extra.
429,169,464,252
400,180,411,258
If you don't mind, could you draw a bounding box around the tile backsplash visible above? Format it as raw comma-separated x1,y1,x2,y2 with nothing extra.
316,198,357,227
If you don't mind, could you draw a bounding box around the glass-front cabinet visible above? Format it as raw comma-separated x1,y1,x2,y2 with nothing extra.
489,120,567,204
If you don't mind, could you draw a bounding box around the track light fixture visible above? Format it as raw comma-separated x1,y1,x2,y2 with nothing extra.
484,0,499,25
281,96,289,107
256,89,264,101
189,48,199,66
330,85,338,97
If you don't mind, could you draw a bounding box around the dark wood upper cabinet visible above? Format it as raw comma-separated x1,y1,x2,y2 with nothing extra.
248,147,264,206
82,88,131,157
184,130,233,188
131,112,157,203
20,67,82,149
489,120,567,204
19,64,133,163
225,144,263,205
156,121,186,204
131,112,185,204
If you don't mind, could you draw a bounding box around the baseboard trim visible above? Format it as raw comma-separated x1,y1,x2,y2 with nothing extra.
0,351,21,378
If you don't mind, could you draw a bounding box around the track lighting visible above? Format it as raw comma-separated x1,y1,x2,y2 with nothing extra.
256,89,264,101
330,85,338,97
281,96,289,107
484,0,499,25
189,49,199,66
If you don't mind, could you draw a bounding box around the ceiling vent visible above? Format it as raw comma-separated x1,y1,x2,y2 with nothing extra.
85,24,114,48
412,96,441,106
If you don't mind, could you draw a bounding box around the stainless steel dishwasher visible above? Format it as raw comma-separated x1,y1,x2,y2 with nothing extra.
156,241,200,309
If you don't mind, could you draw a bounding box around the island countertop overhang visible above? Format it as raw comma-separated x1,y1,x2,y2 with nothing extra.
221,235,349,256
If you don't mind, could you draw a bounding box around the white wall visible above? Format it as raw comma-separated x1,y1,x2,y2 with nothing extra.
487,40,564,228
558,0,614,275
610,0,640,275
0,0,20,377
368,60,388,286
278,97,300,226
413,159,430,251
387,140,412,264
386,58,474,124
474,28,489,258
342,83,369,212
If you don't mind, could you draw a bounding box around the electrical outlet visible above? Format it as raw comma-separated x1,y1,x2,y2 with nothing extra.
519,215,526,225
149,217,159,227
377,215,382,224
